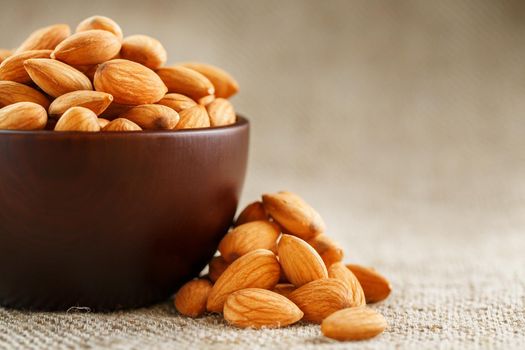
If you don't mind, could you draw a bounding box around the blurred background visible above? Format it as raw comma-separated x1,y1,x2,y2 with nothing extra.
1,0,524,254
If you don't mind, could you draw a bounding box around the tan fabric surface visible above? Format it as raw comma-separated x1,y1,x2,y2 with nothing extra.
1,0,525,348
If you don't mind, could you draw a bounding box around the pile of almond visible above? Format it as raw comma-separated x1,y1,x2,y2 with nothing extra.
0,16,238,132
175,191,392,342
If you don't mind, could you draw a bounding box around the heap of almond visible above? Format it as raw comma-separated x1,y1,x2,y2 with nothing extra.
0,16,238,132
175,191,392,342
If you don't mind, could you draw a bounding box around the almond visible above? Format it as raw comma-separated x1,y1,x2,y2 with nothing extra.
224,288,303,329
208,256,230,283
48,90,113,118
198,95,215,106
120,35,167,70
321,307,387,341
119,104,179,130
156,66,214,100
346,264,392,303
0,102,47,130
176,105,210,129
262,191,325,240
307,234,344,268
287,278,351,323
181,62,239,98
157,93,197,112
102,118,142,131
206,98,236,127
328,262,366,307
0,81,50,108
24,58,92,98
94,59,167,105
206,249,280,313
99,101,133,119
76,16,123,41
218,221,280,262
97,118,110,128
73,64,99,81
0,50,52,83
0,49,12,63
277,234,327,287
272,283,296,298
16,24,70,53
52,30,121,66
55,106,100,132
235,201,268,226
174,279,212,318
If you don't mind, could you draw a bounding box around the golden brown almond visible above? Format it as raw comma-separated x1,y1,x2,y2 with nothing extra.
76,16,123,41
24,58,92,98
156,66,214,100
0,81,50,108
0,49,12,63
321,307,387,341
94,59,167,105
16,24,70,53
198,95,215,106
51,30,121,66
48,90,113,118
0,50,52,83
181,62,239,98
157,93,197,113
208,256,230,283
119,104,179,130
235,201,268,226
328,262,366,307
176,105,210,129
224,288,303,329
272,283,296,298
102,118,142,131
307,234,344,268
277,234,327,287
73,64,99,81
218,221,280,262
99,101,133,119
120,35,167,70
262,191,325,240
0,102,47,130
55,106,100,132
346,264,392,303
206,249,280,313
206,98,236,127
97,118,110,128
288,278,351,323
174,279,212,318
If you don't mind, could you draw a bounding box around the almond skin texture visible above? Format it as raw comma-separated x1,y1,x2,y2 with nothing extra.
0,49,52,83
206,249,280,313
174,279,213,318
119,104,179,130
224,288,303,329
94,59,167,105
24,58,92,98
102,118,142,131
288,278,351,323
176,105,210,129
0,102,47,130
307,234,344,268
157,93,197,112
208,256,230,283
235,201,268,226
76,16,123,41
206,98,236,127
55,106,100,132
120,35,167,70
0,81,50,108
156,66,215,100
272,283,296,298
262,191,326,240
321,307,387,341
328,262,366,307
48,90,113,118
346,264,392,303
52,30,122,66
0,49,12,62
97,118,110,128
198,94,215,106
16,24,70,53
218,221,280,262
277,234,328,287
181,62,239,98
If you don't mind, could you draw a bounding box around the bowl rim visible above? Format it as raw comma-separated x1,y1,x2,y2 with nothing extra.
0,115,248,137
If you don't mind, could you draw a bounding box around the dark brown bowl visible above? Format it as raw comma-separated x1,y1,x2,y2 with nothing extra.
0,117,249,311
